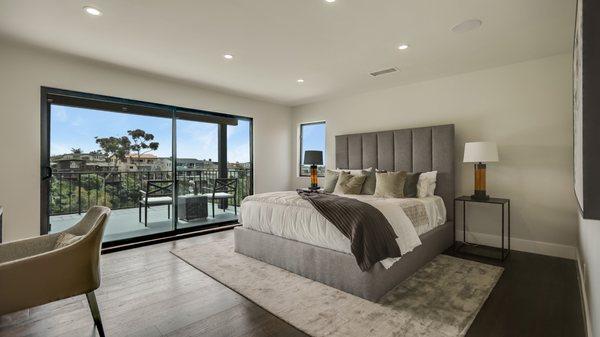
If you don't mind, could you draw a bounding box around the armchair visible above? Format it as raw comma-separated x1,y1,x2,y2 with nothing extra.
0,206,111,337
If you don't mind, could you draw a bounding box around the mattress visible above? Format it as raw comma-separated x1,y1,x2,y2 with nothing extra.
239,191,447,268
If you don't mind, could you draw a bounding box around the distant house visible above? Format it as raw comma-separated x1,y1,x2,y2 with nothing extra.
118,154,159,172
50,153,109,172
227,162,251,170
176,158,218,171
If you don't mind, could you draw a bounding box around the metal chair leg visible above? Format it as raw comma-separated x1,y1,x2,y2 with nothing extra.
212,198,215,218
86,292,105,337
138,204,141,223
167,204,171,219
144,205,148,227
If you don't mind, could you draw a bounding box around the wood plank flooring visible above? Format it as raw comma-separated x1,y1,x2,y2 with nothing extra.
445,247,586,337
0,230,586,337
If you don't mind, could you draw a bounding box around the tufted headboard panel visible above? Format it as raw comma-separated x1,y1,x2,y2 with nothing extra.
335,124,455,220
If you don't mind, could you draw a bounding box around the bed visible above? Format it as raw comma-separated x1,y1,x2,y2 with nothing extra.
234,124,455,301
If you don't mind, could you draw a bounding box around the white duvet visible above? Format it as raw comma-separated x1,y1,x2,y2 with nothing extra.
239,191,446,269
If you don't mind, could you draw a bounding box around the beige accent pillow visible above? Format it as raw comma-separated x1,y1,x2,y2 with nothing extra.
324,169,344,193
334,171,367,194
374,171,407,198
54,232,83,249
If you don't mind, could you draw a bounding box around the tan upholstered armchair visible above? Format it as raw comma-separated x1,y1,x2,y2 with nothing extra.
0,206,111,337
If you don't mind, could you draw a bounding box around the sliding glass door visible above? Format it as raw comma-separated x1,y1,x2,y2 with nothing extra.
41,88,252,246
175,115,222,228
174,111,252,230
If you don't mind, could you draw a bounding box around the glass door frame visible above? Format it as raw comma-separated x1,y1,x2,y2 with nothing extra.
40,87,253,249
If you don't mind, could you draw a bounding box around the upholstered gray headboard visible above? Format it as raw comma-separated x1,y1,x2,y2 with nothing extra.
335,124,455,220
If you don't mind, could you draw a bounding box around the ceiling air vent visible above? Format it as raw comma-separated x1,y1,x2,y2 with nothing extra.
370,67,398,77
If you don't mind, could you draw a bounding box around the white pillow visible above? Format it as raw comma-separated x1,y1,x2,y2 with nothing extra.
417,171,437,198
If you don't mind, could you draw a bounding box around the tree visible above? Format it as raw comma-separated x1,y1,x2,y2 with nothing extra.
127,129,159,160
71,147,82,154
95,136,131,171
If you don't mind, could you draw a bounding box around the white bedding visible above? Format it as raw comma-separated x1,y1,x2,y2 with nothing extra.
239,191,447,268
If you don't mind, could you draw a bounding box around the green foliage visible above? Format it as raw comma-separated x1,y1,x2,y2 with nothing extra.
95,136,131,168
127,129,159,158
49,173,147,215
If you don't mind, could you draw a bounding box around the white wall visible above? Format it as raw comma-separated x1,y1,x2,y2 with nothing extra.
291,54,577,258
0,39,292,242
578,215,600,337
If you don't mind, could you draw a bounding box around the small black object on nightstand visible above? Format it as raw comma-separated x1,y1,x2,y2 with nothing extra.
454,195,510,261
296,188,326,194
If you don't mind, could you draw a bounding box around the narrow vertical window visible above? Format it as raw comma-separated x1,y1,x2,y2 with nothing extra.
299,122,326,177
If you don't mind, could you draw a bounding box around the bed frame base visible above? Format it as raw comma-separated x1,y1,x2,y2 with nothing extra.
234,221,453,302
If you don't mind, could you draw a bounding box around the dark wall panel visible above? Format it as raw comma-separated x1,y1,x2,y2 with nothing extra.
335,135,349,169
393,130,412,172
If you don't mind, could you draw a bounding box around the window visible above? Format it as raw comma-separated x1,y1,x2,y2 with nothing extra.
41,87,254,247
299,121,326,177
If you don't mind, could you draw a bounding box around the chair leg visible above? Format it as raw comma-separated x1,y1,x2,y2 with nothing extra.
168,204,171,219
234,202,237,215
212,198,215,218
139,204,142,223
144,206,148,227
86,291,105,337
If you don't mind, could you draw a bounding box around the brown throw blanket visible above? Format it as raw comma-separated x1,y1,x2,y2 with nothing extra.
298,191,401,271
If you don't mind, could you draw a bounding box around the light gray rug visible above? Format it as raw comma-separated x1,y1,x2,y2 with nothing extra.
171,238,503,337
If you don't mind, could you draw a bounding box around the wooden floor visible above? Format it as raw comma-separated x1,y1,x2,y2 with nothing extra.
446,246,586,337
0,230,586,337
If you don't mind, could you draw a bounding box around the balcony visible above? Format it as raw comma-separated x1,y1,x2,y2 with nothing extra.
49,168,250,242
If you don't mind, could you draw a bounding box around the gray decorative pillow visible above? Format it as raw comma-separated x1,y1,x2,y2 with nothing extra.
324,169,342,193
334,171,367,194
54,232,83,249
360,168,376,195
374,171,407,198
403,172,422,198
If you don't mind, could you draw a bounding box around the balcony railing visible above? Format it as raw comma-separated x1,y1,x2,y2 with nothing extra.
50,168,251,216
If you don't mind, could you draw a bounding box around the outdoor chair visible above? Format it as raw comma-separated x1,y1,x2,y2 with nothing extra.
201,178,238,218
139,180,173,227
0,206,111,337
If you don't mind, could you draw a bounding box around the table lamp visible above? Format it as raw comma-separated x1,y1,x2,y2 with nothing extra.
303,150,323,190
463,142,499,200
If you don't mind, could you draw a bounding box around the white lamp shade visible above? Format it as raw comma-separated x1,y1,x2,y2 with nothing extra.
463,142,499,163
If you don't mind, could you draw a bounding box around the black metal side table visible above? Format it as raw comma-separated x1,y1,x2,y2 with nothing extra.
454,196,510,261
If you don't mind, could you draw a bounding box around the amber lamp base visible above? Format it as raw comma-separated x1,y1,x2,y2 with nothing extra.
309,165,320,190
472,162,489,200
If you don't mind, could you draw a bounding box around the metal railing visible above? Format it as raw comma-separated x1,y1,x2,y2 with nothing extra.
49,168,251,216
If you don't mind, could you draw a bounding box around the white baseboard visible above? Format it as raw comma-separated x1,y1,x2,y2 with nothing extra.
576,249,593,337
455,230,577,260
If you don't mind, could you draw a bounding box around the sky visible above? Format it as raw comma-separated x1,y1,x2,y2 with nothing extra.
50,105,251,163
301,122,326,166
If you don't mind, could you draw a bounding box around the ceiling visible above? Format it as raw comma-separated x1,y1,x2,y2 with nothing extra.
0,0,575,106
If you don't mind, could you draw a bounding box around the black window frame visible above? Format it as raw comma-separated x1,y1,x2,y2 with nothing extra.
40,87,254,249
299,121,326,177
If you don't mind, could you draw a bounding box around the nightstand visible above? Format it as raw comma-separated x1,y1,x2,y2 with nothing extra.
454,196,510,261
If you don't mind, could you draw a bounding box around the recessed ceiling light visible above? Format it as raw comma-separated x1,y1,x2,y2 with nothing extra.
397,44,409,50
223,54,233,59
325,0,336,3
83,6,102,16
297,79,304,84
451,19,482,33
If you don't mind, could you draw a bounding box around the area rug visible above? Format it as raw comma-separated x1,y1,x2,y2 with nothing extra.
171,238,503,337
